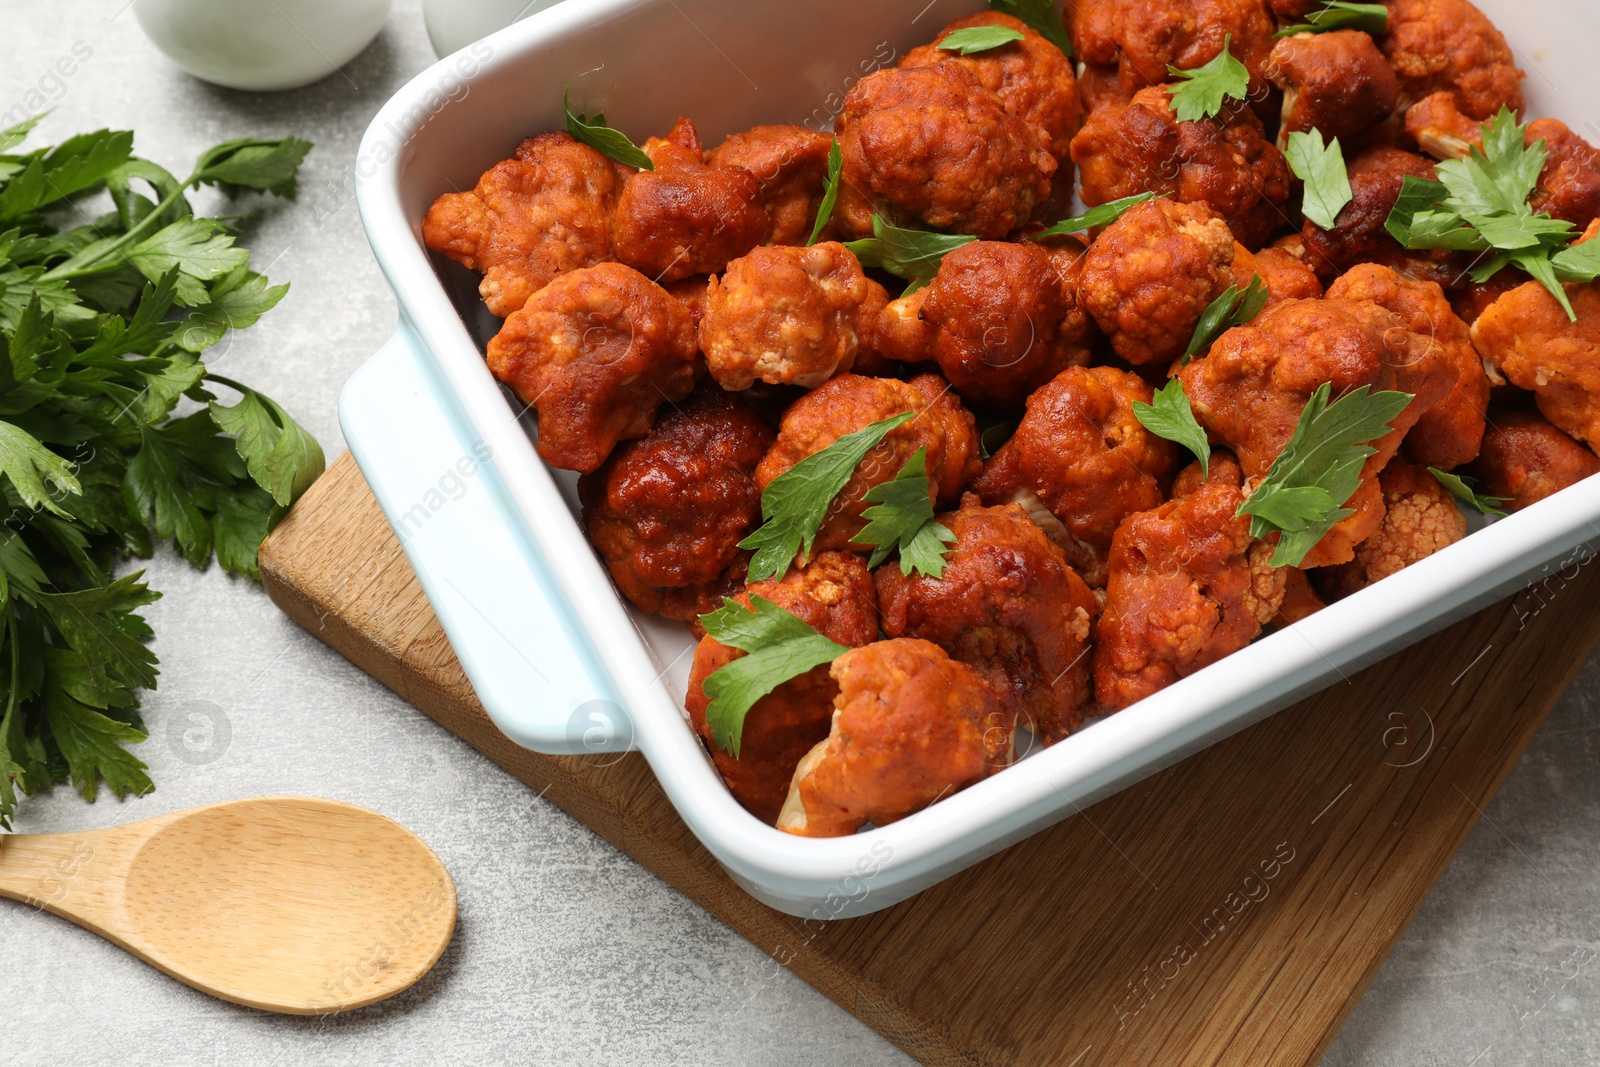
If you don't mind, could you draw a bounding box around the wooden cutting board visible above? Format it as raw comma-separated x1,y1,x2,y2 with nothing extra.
259,452,1600,1066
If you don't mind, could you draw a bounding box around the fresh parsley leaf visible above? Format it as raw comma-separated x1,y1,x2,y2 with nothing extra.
1274,1,1388,37
1551,239,1600,282
1429,467,1509,517
193,137,313,199
844,216,976,295
172,267,289,353
209,378,326,508
563,78,654,171
0,129,134,223
125,217,251,306
1165,35,1250,123
0,420,81,517
1030,192,1164,240
1184,275,1269,360
978,420,1016,459
1132,378,1211,477
1384,175,1450,244
739,411,914,582
855,447,957,575
986,0,1072,55
698,595,850,757
1236,383,1414,567
1285,129,1352,231
939,25,1026,54
807,140,843,247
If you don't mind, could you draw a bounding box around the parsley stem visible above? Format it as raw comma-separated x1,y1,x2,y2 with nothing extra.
41,168,201,281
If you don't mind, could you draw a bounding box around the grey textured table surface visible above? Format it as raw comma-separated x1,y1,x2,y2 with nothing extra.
3,3,1598,1065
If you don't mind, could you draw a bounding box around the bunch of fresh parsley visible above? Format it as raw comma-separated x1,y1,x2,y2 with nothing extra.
1386,108,1600,320
0,117,323,827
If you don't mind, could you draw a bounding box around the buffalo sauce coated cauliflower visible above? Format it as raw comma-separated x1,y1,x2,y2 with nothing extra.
486,262,698,473
1080,197,1237,365
612,118,768,282
1231,241,1325,303
1177,297,1457,567
835,63,1056,239
422,131,620,318
776,638,1012,838
1380,0,1523,120
1316,458,1467,599
1471,409,1600,511
1472,273,1600,450
900,12,1082,215
755,374,981,554
579,385,774,621
877,496,1099,744
1327,263,1488,469
1093,454,1285,711
973,366,1180,584
1299,146,1460,283
1267,29,1399,143
685,553,878,824
705,124,834,246
874,239,1092,405
698,243,888,391
1070,87,1292,249
1069,0,1278,103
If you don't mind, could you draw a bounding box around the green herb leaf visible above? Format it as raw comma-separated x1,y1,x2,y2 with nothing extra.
1184,275,1269,360
1274,1,1388,37
986,0,1072,55
855,447,957,576
739,411,914,582
844,216,976,295
1165,35,1251,123
807,140,843,247
0,420,81,517
939,25,1027,54
125,218,251,306
1132,378,1211,477
1550,239,1600,282
1030,192,1164,240
1429,467,1509,517
698,596,850,757
1236,383,1414,567
978,419,1015,459
209,379,326,508
1383,175,1450,244
1285,129,1352,231
564,79,654,171
194,137,314,199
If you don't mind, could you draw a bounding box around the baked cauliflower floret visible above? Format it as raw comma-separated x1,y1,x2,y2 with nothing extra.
1406,92,1600,230
612,117,768,283
578,385,774,620
1470,408,1600,511
1327,263,1488,469
486,262,698,473
755,373,981,555
1080,197,1237,365
835,62,1056,239
1093,457,1286,711
698,243,888,390
972,366,1180,585
1380,0,1523,120
874,239,1092,406
776,638,1012,837
1299,145,1460,283
900,11,1082,214
877,496,1098,745
1230,241,1325,303
1317,458,1467,598
422,131,619,318
1070,86,1292,249
685,552,878,825
1472,275,1600,450
704,124,834,246
1268,29,1399,143
1177,296,1458,567
1069,0,1279,104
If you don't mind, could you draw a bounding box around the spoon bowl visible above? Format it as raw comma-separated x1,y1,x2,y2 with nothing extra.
0,797,456,1014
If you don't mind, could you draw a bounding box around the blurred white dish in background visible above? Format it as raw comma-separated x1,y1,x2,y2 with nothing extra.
134,0,393,91
423,0,567,58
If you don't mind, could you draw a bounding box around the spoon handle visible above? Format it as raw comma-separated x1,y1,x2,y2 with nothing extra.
0,829,121,927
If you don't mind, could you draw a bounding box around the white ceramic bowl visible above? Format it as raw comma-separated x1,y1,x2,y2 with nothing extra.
345,0,1600,918
135,0,393,91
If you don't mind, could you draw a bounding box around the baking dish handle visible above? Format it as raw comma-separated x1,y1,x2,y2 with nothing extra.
338,323,635,755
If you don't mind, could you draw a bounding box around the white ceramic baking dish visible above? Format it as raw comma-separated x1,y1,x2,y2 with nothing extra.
343,0,1600,918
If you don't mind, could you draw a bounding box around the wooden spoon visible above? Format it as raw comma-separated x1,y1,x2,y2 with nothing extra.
0,796,456,1014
